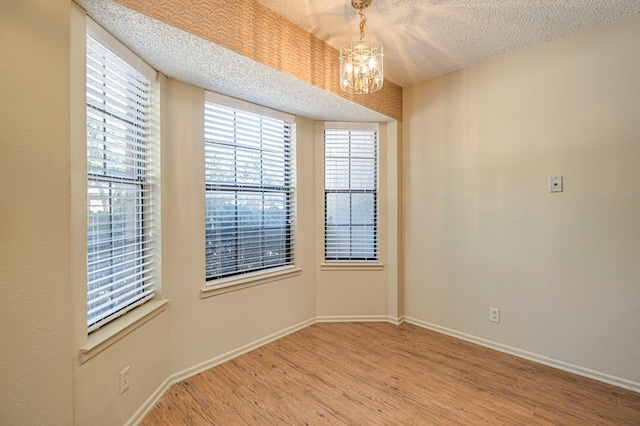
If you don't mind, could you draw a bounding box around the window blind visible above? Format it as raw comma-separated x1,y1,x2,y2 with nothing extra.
204,97,294,282
324,127,378,261
86,34,154,332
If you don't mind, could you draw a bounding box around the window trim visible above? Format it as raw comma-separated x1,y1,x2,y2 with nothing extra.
205,92,294,124
204,92,297,286
320,262,384,271
323,122,380,263
80,299,169,364
85,17,160,334
87,18,156,81
200,266,302,299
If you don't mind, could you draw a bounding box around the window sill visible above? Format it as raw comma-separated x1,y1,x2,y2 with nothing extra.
79,299,169,364
320,262,385,271
201,266,302,299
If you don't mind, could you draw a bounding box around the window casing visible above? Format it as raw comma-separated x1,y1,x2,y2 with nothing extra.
324,125,378,261
204,94,295,283
85,25,157,332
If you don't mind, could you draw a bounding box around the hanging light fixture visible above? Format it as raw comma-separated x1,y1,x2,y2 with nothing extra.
340,0,384,94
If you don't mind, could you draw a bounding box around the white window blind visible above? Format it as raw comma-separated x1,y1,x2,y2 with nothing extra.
324,126,378,261
204,95,295,282
86,32,155,332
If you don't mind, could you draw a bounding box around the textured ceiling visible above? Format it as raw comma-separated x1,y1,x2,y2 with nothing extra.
256,0,640,87
77,0,391,122
76,0,640,122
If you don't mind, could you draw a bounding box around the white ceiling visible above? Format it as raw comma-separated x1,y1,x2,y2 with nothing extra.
77,0,640,121
256,0,640,87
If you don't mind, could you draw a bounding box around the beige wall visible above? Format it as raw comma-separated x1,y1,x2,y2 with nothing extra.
0,2,327,423
1,1,399,423
70,6,172,425
0,1,74,424
314,122,402,321
160,79,318,376
71,79,320,424
404,13,640,386
1,0,636,422
69,6,397,421
384,121,404,321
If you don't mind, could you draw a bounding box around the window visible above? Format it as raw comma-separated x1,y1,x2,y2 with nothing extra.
324,124,378,261
204,94,295,282
86,26,157,332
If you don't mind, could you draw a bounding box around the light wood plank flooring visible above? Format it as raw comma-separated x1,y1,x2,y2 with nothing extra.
143,322,640,425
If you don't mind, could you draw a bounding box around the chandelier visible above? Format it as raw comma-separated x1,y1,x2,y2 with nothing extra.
340,0,384,94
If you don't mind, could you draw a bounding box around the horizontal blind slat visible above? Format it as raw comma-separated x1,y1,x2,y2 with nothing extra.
87,254,153,281
87,239,152,262
88,273,153,301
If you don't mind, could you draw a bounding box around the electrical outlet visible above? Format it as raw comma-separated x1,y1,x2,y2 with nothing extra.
549,176,563,193
120,366,131,394
490,308,500,323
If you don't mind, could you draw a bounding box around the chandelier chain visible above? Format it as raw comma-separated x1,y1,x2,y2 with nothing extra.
359,9,367,40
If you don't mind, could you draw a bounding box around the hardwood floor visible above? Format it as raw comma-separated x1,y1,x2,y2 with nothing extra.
142,322,640,425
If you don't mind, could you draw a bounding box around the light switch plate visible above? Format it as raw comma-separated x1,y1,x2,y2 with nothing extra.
549,176,563,193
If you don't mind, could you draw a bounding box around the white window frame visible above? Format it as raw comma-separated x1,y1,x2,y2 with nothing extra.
85,19,159,333
204,92,296,287
324,122,379,263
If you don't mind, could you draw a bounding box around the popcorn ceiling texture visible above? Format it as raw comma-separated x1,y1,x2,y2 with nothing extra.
109,0,402,121
257,0,640,88
76,0,640,122
78,0,393,122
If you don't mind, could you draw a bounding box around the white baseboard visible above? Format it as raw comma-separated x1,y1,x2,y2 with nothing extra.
404,316,640,394
169,317,316,384
126,376,172,426
128,315,401,424
127,317,315,426
129,314,639,425
316,314,398,324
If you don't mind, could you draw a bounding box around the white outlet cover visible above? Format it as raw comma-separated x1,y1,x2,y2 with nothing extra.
549,176,563,192
490,308,500,323
120,366,131,394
